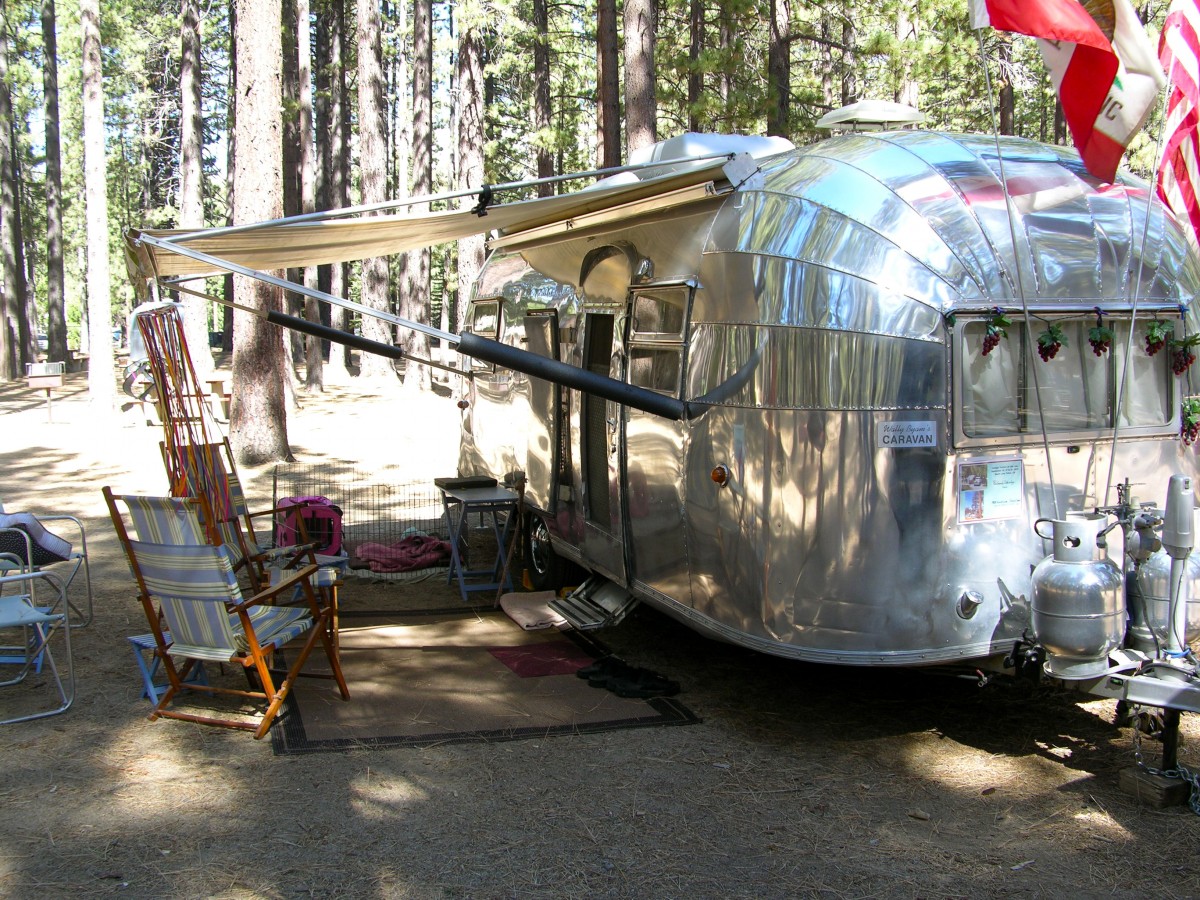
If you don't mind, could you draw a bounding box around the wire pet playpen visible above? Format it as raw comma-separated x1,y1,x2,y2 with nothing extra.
272,463,450,582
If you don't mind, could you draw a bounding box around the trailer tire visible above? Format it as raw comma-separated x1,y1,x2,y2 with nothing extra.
524,513,571,592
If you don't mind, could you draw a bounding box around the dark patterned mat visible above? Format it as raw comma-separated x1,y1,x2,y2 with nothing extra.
271,608,698,755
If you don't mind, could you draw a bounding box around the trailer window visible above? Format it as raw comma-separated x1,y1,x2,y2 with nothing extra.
628,345,682,394
631,287,688,339
959,318,1173,440
469,300,501,374
627,285,691,398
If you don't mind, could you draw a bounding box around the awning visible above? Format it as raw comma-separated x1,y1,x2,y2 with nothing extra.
124,155,749,283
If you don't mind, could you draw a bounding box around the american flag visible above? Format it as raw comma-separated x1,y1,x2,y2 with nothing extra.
1159,0,1200,253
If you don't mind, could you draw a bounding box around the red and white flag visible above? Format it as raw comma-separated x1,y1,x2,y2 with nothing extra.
1158,0,1200,251
970,0,1165,183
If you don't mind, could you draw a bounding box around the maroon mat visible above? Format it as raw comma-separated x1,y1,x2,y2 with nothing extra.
487,639,594,677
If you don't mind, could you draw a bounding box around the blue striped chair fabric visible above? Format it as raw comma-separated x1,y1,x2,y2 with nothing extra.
169,441,309,576
122,495,208,544
129,539,313,663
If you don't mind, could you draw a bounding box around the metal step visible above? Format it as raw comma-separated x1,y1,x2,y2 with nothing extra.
550,575,639,631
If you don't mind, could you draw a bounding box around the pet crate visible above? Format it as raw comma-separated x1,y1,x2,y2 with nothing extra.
272,462,449,582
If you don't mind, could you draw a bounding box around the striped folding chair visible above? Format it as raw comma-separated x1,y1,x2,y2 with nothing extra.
160,438,331,586
106,487,344,668
104,490,220,701
114,535,349,739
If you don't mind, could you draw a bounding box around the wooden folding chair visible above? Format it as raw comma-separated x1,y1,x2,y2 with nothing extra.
160,438,341,587
107,496,349,738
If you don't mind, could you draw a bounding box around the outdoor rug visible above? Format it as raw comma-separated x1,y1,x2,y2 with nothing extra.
271,607,698,755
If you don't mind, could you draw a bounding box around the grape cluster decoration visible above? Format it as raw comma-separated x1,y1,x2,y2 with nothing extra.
1182,398,1200,446
1170,334,1200,376
981,308,1011,356
1087,310,1114,356
1145,319,1173,356
1037,323,1066,361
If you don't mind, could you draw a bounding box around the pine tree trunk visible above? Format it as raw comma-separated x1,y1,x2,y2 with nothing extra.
281,0,306,377
456,7,484,339
317,0,350,380
596,0,620,169
532,0,553,195
841,18,855,106
999,36,1014,136
401,0,432,392
42,0,68,366
687,0,702,133
179,0,213,379
895,4,918,111
230,0,290,464
623,0,656,155
357,0,395,381
81,0,115,406
299,0,323,390
0,0,20,380
766,0,790,137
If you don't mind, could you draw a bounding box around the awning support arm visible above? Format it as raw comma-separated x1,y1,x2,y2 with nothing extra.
138,231,452,342
137,234,696,421
167,281,465,377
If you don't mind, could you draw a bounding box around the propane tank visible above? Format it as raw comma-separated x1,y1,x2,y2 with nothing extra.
1129,551,1200,652
1031,512,1126,679
1160,474,1196,657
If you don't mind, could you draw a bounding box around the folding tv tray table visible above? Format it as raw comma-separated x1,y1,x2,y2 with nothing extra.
436,478,518,603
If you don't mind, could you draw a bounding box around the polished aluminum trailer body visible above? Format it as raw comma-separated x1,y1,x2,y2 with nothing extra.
459,131,1200,666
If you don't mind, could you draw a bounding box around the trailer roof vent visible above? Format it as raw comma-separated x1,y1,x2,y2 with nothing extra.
815,100,925,132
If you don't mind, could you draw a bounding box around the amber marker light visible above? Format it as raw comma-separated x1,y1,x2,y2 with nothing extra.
711,465,731,487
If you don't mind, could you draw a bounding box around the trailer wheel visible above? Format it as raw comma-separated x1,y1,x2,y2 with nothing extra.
524,513,568,591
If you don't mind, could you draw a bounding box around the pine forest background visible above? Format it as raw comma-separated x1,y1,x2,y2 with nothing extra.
0,0,1178,456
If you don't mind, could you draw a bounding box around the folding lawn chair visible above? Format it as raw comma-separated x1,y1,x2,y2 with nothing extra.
0,504,94,627
104,489,218,701
0,567,74,725
108,495,349,738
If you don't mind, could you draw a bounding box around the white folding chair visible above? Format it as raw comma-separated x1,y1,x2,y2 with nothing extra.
0,506,94,627
0,568,74,725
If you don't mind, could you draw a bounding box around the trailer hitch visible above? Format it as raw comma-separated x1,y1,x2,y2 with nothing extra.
1003,638,1044,684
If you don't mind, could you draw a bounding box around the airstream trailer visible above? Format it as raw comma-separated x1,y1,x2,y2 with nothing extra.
126,129,1200,729
454,130,1200,695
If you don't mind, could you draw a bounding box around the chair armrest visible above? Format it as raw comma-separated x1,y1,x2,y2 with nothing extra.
0,568,68,614
28,514,85,544
235,563,319,612
0,526,36,574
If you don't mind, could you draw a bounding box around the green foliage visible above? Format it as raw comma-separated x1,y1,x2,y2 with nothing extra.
1,0,1185,350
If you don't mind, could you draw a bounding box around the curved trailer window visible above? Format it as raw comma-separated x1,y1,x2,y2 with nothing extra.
958,317,1175,441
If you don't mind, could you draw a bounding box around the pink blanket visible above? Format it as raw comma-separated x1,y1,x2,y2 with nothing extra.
352,535,451,573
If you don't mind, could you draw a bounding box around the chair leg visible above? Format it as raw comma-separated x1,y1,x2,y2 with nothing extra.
316,610,350,700
128,634,207,703
0,617,73,725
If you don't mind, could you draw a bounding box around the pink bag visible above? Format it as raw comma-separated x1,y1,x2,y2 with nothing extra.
275,496,343,556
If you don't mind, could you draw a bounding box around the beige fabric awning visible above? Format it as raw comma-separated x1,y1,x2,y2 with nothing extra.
124,157,741,283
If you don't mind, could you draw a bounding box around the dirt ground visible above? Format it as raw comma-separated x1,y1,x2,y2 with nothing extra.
2,365,1199,899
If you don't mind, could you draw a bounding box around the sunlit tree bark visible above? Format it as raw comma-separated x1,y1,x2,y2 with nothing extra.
179,0,213,379
624,0,657,155
230,0,290,463
81,0,115,407
42,0,68,366
356,0,394,381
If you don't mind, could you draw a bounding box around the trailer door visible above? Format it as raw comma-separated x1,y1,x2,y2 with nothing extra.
624,285,693,602
580,311,628,583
